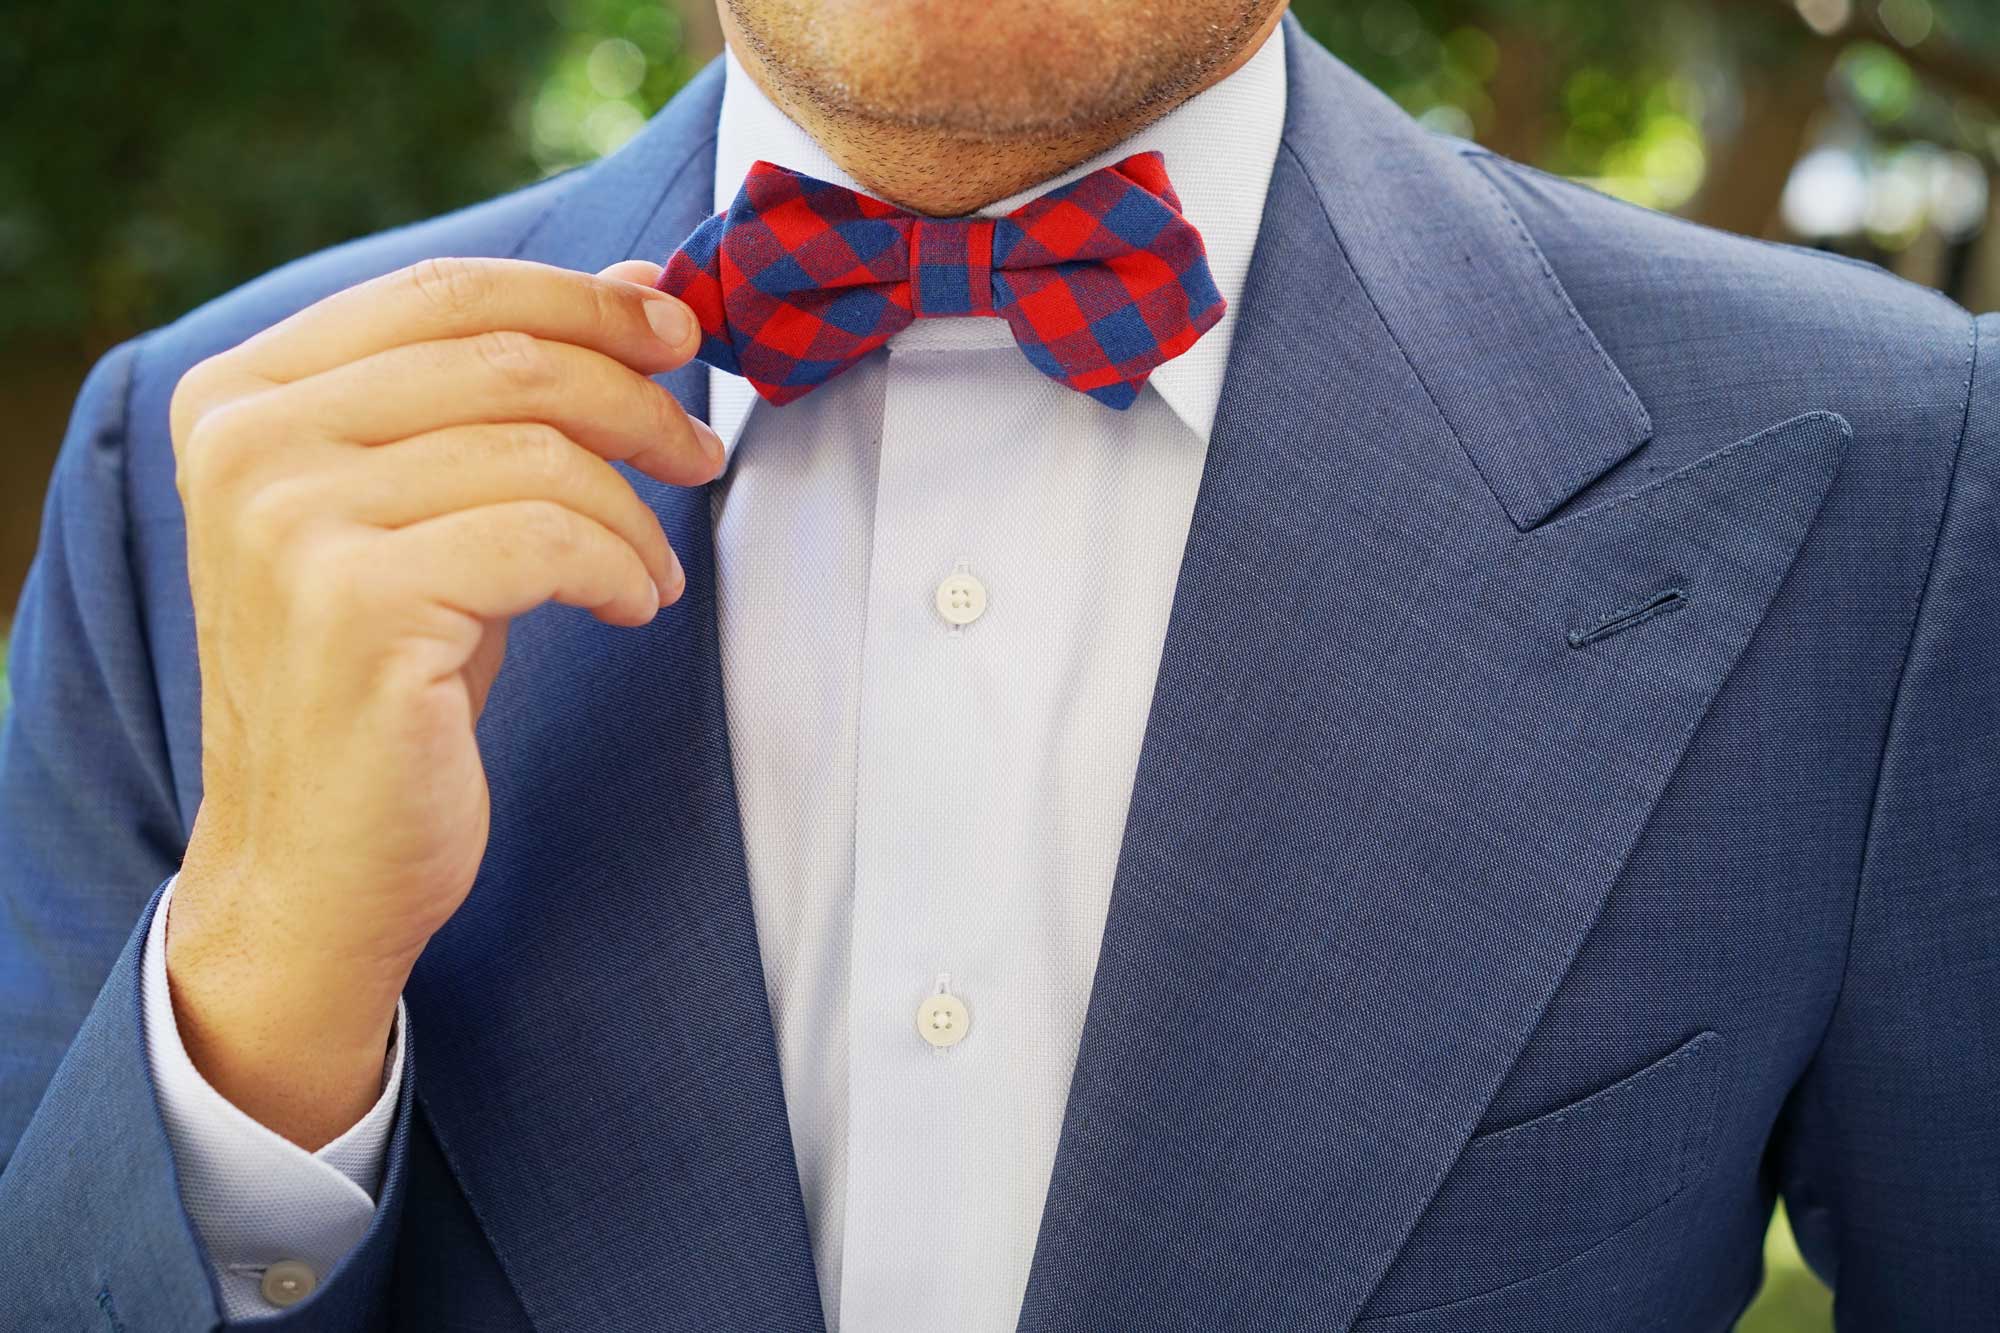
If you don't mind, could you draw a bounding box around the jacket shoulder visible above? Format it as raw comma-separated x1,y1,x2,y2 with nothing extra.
1463,146,1974,420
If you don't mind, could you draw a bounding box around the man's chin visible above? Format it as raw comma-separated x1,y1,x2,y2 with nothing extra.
723,0,1281,140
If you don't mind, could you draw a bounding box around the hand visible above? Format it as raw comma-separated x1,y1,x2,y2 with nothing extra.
162,256,720,1148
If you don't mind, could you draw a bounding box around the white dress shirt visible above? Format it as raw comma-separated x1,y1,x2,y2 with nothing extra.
140,27,1285,1328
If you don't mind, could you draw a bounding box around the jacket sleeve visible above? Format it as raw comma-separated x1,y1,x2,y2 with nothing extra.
0,340,412,1329
0,339,181,1156
1774,312,2000,1327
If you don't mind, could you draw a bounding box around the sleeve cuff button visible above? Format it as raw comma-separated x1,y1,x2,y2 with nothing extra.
261,1259,318,1307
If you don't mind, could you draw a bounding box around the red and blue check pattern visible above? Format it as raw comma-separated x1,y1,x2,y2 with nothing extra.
657,152,1223,410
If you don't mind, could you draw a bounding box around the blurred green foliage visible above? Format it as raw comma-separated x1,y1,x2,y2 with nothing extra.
1742,1205,1836,1333
3,2,550,343
1294,2,1999,161
0,0,697,347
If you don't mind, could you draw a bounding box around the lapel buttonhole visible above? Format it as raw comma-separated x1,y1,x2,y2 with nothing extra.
1567,586,1690,649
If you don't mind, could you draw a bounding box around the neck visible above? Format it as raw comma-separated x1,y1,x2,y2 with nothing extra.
717,5,1285,218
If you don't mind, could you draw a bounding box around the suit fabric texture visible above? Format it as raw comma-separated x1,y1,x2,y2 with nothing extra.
2,17,1997,1331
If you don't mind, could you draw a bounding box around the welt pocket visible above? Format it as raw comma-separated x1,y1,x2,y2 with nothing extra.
1363,1030,1725,1319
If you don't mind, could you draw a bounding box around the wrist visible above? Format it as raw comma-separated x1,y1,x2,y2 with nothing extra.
164,883,408,1151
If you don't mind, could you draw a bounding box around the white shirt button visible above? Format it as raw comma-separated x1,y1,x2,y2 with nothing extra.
917,991,971,1047
934,572,987,626
261,1259,317,1308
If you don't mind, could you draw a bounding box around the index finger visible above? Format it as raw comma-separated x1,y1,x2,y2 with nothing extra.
225,256,701,385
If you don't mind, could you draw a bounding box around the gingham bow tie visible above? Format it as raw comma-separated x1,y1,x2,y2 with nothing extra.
656,151,1224,410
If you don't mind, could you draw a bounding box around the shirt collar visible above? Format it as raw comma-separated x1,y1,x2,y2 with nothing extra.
705,25,1287,451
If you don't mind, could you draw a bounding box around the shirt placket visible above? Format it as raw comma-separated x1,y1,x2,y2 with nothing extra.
838,338,1017,1331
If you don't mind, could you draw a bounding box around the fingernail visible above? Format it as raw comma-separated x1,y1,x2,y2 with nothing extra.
660,547,685,602
644,296,694,348
694,420,726,471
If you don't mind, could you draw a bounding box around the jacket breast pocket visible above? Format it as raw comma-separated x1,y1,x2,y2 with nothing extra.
1362,1029,1725,1319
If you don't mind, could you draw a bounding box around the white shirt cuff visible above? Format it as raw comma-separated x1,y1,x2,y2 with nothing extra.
140,872,406,1321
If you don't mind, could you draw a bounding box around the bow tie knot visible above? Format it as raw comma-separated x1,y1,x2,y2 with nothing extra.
657,151,1223,410
908,218,998,318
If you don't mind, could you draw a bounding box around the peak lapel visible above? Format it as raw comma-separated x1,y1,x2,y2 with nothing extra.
1270,22,1655,533
403,63,827,1333
1016,21,1846,1332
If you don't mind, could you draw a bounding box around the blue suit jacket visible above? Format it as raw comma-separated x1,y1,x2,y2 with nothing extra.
3,18,1997,1331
